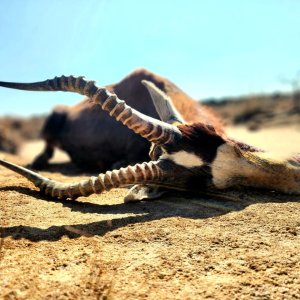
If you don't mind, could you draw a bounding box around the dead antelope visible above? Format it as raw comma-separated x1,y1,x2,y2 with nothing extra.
0,74,299,202
21,69,221,171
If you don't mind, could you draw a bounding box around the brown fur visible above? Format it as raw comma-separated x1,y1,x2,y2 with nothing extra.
0,71,299,199
34,68,223,171
175,123,225,163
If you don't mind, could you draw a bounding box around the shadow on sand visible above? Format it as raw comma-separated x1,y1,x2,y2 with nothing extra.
1,183,300,242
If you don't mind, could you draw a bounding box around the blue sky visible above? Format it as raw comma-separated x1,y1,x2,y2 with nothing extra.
0,0,300,116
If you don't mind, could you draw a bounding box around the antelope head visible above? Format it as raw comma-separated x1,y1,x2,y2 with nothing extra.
0,76,299,202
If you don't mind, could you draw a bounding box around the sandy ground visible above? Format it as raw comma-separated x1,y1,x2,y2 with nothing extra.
0,126,300,299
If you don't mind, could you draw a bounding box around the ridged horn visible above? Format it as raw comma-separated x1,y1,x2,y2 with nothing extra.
142,80,185,124
0,158,165,200
0,76,182,145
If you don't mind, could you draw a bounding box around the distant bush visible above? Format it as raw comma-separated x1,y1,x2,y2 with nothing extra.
0,116,46,154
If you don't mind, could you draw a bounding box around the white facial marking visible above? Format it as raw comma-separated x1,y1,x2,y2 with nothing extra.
162,150,203,168
211,144,239,189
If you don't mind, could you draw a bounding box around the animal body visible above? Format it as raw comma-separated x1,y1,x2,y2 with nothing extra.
30,69,221,171
0,72,299,202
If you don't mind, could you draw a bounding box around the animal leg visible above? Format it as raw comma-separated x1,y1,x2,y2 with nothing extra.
124,184,169,202
30,143,54,170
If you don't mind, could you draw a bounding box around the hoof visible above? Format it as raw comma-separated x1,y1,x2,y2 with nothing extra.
124,185,168,203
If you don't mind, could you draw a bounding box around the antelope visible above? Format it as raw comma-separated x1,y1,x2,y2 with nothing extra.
0,74,299,202
20,69,221,171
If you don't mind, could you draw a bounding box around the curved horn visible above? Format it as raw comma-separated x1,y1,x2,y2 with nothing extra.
0,158,167,200
142,80,185,124
0,76,182,145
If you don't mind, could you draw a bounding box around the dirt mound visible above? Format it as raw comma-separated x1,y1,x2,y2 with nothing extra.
205,92,300,130
0,116,45,154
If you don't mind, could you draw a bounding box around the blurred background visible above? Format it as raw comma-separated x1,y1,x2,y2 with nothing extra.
0,0,299,158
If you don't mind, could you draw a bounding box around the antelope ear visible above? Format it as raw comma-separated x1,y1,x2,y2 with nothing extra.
142,80,185,124
124,184,168,202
